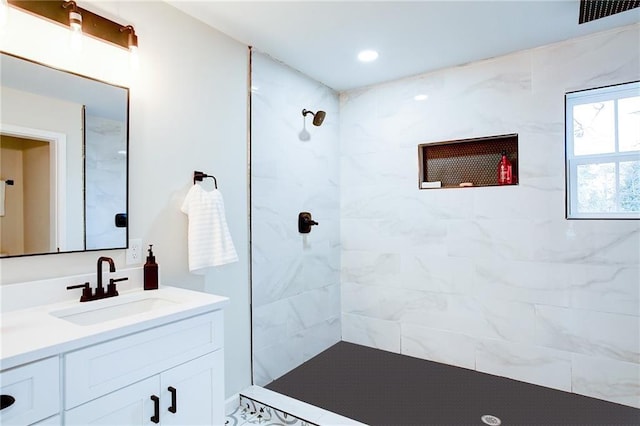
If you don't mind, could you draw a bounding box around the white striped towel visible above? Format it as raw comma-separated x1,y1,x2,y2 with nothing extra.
181,184,238,273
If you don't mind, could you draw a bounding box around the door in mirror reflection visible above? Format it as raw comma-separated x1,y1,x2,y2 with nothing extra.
1,135,52,256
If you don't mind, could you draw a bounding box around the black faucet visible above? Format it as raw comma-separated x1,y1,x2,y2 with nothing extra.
96,256,116,297
66,256,128,302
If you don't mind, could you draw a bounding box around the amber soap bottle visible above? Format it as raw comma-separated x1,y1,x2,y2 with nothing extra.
144,244,158,290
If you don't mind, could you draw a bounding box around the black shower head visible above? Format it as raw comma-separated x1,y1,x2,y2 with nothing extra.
313,110,326,126
302,109,326,126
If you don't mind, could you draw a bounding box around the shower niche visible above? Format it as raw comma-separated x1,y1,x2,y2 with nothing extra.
418,133,518,189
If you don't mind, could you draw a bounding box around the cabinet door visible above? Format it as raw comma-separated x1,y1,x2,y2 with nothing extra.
160,350,224,426
64,376,159,425
64,311,223,409
32,414,61,425
0,357,59,426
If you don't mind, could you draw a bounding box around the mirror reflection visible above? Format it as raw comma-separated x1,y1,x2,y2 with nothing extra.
0,52,129,257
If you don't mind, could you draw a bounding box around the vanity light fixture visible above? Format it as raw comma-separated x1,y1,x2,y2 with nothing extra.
6,1,138,52
62,1,83,50
120,25,139,68
63,1,81,32
120,25,138,53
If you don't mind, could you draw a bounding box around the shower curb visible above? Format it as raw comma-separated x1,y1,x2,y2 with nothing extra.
239,385,366,426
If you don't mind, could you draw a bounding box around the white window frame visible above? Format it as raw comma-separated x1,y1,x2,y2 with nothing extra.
565,81,640,219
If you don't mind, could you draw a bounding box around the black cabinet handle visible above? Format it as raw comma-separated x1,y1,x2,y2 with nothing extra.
168,386,177,413
150,395,160,423
1,395,16,410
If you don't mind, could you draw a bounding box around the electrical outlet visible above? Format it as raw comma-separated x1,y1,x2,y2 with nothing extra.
126,239,143,265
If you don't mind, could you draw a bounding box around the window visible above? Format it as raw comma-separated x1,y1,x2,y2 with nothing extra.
565,81,640,219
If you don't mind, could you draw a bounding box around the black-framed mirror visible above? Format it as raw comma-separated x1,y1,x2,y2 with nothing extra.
0,52,129,257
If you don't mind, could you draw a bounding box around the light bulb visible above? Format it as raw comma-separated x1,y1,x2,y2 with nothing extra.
65,3,83,52
121,26,139,71
69,22,83,51
69,12,81,31
129,44,139,70
0,0,9,27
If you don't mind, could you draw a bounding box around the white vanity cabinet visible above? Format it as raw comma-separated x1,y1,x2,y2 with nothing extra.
160,351,224,425
65,351,223,425
63,310,225,425
65,375,157,425
1,284,228,426
33,415,62,425
0,357,60,425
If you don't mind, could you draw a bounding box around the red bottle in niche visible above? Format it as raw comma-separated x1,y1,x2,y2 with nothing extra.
497,150,513,185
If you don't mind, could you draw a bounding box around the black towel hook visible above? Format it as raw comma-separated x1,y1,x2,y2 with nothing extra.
193,170,217,188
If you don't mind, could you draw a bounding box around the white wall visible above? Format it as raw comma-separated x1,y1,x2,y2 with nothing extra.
340,24,640,408
0,1,251,398
251,52,341,385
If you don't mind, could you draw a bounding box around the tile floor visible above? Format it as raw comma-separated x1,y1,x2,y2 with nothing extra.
225,386,365,426
266,342,640,425
225,395,318,426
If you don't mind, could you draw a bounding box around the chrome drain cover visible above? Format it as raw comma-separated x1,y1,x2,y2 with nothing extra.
481,414,502,425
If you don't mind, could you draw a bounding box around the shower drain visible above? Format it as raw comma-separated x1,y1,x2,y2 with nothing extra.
481,414,502,425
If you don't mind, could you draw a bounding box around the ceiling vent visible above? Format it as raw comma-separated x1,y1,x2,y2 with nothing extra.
579,0,640,24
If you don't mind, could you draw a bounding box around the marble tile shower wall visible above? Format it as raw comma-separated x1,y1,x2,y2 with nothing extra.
339,24,640,408
85,115,127,250
251,52,341,386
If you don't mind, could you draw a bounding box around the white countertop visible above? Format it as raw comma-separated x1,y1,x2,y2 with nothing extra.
0,284,229,370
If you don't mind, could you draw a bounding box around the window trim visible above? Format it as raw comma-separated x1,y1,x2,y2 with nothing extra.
565,81,640,220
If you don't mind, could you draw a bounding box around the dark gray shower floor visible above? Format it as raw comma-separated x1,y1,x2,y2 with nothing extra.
265,341,640,426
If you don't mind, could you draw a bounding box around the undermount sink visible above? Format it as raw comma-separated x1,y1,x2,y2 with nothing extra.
50,293,178,326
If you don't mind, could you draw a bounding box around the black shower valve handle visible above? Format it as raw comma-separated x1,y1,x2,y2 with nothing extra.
298,212,319,233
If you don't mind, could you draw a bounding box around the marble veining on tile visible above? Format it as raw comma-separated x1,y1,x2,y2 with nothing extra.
339,24,640,409
84,114,127,250
252,23,639,409
251,51,341,386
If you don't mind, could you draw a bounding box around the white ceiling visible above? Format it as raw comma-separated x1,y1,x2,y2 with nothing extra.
167,1,640,92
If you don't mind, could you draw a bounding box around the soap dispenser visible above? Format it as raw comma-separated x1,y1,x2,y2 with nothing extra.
144,244,158,290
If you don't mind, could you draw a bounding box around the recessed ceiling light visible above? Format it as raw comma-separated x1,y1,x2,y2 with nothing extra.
414,94,429,101
357,49,379,62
